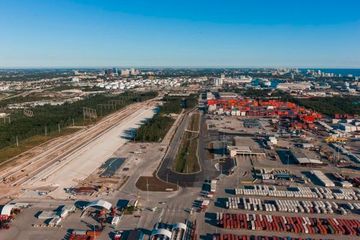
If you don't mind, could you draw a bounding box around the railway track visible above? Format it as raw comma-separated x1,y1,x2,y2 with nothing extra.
0,98,158,187
21,106,146,186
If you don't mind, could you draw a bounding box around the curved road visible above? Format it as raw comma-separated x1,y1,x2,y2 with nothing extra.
157,111,220,187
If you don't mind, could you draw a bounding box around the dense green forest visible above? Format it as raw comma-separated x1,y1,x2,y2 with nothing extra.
294,96,360,116
0,91,157,149
135,95,197,142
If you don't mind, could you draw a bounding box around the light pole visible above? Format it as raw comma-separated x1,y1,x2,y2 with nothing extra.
146,178,149,202
89,223,96,240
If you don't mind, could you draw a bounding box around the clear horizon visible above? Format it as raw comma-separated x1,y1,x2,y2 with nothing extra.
2,66,360,69
1,0,360,68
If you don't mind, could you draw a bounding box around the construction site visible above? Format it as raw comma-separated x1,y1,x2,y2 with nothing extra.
0,95,161,200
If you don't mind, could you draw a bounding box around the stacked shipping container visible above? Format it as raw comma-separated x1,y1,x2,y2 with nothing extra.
216,213,360,236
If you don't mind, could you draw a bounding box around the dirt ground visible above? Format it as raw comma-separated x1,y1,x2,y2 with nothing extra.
136,175,178,191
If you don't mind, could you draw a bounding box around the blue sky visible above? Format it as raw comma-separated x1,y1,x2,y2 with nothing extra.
0,0,360,68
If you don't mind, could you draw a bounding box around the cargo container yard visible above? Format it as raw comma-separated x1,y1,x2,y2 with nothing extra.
215,213,360,236
211,234,331,240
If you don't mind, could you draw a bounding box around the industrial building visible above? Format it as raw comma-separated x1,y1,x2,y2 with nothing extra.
311,170,335,187
228,137,266,158
0,204,17,217
150,222,188,240
290,149,323,166
82,199,112,212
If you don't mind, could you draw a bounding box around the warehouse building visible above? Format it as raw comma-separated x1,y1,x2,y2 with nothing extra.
150,222,187,240
311,170,335,187
82,199,112,211
290,149,323,166
0,204,17,217
228,137,265,158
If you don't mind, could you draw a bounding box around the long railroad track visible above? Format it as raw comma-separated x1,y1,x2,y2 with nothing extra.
0,98,158,187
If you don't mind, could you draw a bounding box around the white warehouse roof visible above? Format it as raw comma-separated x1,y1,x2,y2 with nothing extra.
173,222,187,231
0,204,16,216
296,157,323,165
84,199,112,211
151,228,172,239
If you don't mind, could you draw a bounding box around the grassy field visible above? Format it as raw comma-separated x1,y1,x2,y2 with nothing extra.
174,112,200,173
136,176,178,191
0,127,79,165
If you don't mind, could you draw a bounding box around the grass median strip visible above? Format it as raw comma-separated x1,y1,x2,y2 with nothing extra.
174,112,200,173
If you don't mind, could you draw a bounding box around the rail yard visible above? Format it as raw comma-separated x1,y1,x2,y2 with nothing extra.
0,96,160,200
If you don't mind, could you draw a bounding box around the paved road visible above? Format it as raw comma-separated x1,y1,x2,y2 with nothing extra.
157,111,219,187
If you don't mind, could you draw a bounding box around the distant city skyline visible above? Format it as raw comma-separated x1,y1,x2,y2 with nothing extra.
0,0,359,68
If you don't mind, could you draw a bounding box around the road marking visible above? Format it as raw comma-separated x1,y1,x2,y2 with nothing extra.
158,207,165,222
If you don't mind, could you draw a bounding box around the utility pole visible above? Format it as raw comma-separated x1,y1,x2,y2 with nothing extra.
146,178,149,202
72,118,75,126
45,126,48,136
287,154,290,166
92,224,96,240
2,116,11,124
58,123,61,133
16,136,19,147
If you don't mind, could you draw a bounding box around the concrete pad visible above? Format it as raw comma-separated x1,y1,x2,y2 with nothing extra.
22,106,156,199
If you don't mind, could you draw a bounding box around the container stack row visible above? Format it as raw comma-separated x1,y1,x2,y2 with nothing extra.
234,185,360,200
215,212,360,236
224,197,360,215
212,234,330,240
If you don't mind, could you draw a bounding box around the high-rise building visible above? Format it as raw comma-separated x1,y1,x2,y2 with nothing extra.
121,69,130,77
130,68,140,75
105,69,113,76
214,78,223,86
113,68,119,76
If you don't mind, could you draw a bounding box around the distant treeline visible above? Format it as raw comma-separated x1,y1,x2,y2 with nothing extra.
0,91,157,149
294,96,360,116
0,70,74,82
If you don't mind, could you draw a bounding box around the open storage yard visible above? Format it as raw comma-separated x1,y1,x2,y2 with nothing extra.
0,97,160,201
22,105,156,199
